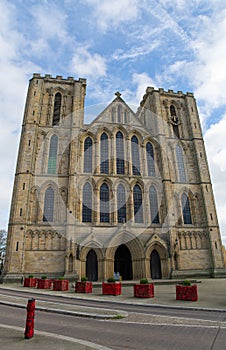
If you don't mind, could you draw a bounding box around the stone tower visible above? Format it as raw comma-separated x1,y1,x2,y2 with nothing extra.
3,75,226,282
4,74,86,281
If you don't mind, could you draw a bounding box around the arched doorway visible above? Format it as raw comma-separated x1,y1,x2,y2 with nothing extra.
114,244,133,280
86,250,98,281
150,249,162,279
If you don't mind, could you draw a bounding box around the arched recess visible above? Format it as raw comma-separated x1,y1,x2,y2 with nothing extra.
80,244,104,281
105,232,145,280
86,249,98,281
145,238,169,279
150,249,162,279
114,244,133,280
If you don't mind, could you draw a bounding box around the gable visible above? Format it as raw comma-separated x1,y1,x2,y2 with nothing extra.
88,92,144,129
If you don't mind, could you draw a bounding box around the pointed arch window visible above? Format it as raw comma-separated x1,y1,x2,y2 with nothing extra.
48,134,58,174
82,182,92,223
170,105,179,137
146,142,155,176
117,184,126,223
43,187,54,222
84,137,93,173
52,92,62,126
100,183,110,223
176,145,186,182
182,193,192,224
133,184,143,223
116,131,125,174
100,133,109,174
131,135,141,175
149,186,159,223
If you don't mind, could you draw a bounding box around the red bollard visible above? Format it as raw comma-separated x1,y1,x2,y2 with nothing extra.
24,298,36,339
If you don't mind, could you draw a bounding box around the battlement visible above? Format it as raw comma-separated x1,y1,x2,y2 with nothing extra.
145,86,194,97
140,86,194,107
31,73,86,85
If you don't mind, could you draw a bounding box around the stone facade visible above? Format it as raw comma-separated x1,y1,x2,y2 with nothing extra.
3,74,226,282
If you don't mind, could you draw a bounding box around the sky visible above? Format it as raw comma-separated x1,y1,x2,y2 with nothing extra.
1,0,226,244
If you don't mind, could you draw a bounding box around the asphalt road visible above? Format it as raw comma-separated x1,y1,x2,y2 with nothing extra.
0,288,226,349
0,287,226,323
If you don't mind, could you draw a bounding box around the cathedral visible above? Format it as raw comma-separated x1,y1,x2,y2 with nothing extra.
3,73,226,282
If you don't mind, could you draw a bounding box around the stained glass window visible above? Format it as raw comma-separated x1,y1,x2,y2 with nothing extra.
100,133,109,174
43,187,54,222
117,184,126,223
149,186,159,223
131,136,140,175
100,183,110,223
116,131,125,174
84,137,93,173
133,184,143,223
146,142,155,176
82,182,92,222
48,134,58,174
182,193,192,224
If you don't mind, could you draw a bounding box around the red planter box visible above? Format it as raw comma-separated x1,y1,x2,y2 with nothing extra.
102,282,121,296
134,283,154,298
23,277,37,288
75,281,93,293
37,279,52,289
176,284,198,301
53,280,69,291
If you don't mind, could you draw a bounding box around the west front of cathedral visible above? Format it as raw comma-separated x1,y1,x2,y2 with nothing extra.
3,74,226,282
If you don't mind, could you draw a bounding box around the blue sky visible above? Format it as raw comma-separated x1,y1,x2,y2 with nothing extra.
1,0,226,243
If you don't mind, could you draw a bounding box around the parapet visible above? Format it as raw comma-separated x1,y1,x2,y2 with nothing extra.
31,73,86,85
140,86,194,106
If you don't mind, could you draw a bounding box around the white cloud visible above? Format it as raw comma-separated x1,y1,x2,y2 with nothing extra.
71,47,107,79
112,41,160,61
132,72,157,103
31,3,68,41
0,1,40,230
84,0,140,30
189,10,226,111
204,115,226,244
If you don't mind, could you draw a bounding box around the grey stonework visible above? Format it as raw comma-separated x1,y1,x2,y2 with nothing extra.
2,73,226,282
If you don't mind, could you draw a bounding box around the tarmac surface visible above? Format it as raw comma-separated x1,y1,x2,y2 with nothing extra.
1,278,226,349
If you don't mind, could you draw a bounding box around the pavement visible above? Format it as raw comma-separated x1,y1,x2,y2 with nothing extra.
1,278,226,349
